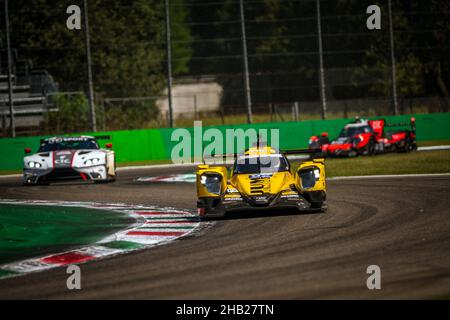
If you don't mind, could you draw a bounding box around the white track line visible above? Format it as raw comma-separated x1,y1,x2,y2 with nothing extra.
328,173,450,180
0,174,21,178
417,145,450,151
1,145,449,177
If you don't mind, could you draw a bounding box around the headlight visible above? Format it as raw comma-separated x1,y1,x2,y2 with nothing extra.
200,174,222,194
28,161,42,168
84,158,101,166
299,168,320,189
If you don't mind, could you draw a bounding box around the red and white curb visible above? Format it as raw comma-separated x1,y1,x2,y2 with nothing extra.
0,199,200,279
137,172,450,184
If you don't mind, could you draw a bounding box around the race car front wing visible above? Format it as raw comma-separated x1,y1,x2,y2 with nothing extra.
197,191,314,217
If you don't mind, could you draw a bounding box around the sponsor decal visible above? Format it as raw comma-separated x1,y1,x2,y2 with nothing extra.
224,196,242,202
281,194,299,198
46,137,90,143
249,177,271,196
54,150,74,168
249,173,273,179
254,196,268,201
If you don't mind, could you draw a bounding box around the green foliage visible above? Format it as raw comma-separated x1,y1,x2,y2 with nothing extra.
43,93,91,133
186,0,448,105
353,51,424,98
352,3,425,99
10,0,192,98
9,0,192,131
102,100,160,130
171,0,194,75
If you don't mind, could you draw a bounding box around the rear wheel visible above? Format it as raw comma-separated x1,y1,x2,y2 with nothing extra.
396,138,411,153
359,138,375,156
368,138,376,155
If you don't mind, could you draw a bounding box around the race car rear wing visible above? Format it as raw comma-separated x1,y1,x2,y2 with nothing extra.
282,148,326,159
94,135,112,140
384,117,416,132
203,148,324,164
40,135,112,144
371,117,416,131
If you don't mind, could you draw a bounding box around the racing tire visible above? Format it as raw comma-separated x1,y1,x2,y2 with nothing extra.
358,138,375,156
368,138,376,156
95,175,116,184
396,139,411,153
106,164,117,183
94,166,116,183
310,202,327,212
199,212,225,221
405,138,417,153
23,178,48,186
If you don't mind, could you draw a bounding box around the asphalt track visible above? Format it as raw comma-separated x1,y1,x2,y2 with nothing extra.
0,167,449,299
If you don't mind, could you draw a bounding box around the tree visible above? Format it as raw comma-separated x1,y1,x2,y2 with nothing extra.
6,0,193,130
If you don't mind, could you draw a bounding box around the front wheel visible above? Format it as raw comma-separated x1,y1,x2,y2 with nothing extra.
95,175,116,183
94,166,116,183
106,164,117,182
310,202,327,213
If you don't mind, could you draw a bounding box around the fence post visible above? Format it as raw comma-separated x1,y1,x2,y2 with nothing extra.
220,107,225,125
164,0,174,128
343,101,348,118
239,0,253,124
4,0,15,137
2,114,6,137
193,94,198,120
388,0,399,115
83,0,96,132
294,101,299,121
316,0,327,120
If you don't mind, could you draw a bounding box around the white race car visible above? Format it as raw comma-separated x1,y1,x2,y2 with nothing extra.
23,136,116,185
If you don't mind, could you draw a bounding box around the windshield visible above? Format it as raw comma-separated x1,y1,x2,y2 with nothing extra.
234,155,289,174
339,126,372,138
38,138,99,152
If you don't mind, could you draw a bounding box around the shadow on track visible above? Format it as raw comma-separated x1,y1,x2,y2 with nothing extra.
204,207,325,221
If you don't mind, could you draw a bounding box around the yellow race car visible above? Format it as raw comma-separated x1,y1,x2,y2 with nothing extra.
196,145,327,218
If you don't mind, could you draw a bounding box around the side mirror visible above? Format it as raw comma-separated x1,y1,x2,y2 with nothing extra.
24,148,31,154
105,143,113,149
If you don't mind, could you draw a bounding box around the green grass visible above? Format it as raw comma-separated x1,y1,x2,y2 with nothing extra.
0,169,21,175
416,139,450,147
324,150,450,177
434,293,450,300
0,203,133,265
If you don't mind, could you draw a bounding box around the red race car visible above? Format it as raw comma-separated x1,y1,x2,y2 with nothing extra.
309,117,417,157
369,118,417,153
